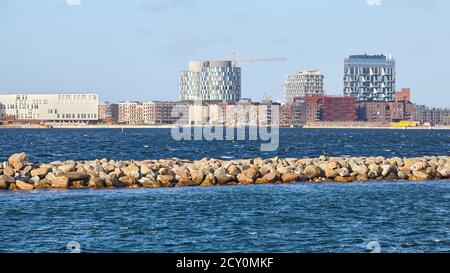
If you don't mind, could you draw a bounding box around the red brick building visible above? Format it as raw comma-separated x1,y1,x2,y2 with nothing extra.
395,88,411,102
357,88,414,122
306,96,356,122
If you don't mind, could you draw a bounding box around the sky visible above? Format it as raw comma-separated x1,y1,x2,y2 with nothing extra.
0,0,449,107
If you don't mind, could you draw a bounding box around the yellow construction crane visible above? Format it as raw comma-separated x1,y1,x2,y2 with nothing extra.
232,52,287,67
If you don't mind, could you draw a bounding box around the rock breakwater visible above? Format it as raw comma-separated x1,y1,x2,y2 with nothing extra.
0,153,449,190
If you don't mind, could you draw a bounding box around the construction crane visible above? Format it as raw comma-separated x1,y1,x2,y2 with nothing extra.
262,85,285,102
231,52,287,99
232,52,286,67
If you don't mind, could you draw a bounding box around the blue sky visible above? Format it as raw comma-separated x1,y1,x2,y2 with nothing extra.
1,0,449,107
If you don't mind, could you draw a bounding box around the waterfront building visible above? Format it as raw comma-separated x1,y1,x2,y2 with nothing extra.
356,88,414,122
0,93,98,123
98,102,119,124
179,60,241,102
413,105,450,126
279,98,308,127
395,88,411,102
118,101,184,125
291,97,308,126
306,95,356,122
143,101,182,125
284,70,324,100
118,101,140,124
344,54,396,102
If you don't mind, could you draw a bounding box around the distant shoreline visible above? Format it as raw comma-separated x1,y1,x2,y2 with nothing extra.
1,124,450,130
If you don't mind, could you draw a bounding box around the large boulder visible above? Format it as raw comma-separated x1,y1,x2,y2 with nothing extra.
34,178,51,189
215,174,235,185
411,171,430,181
324,168,338,179
157,175,176,187
237,173,254,184
30,167,50,178
139,178,162,188
0,175,14,189
159,168,175,176
411,161,427,171
200,174,216,186
88,176,105,188
16,180,34,190
190,169,204,185
335,176,353,183
22,165,33,175
281,172,300,183
437,167,450,178
8,153,28,171
214,167,235,185
140,164,152,176
118,176,136,186
58,164,75,173
355,174,369,181
123,164,140,179
381,164,392,176
241,167,259,180
3,166,15,177
112,180,127,188
64,172,90,182
227,164,240,176
335,167,350,177
352,165,368,175
70,180,86,189
256,170,279,184
174,167,190,180
51,176,69,188
304,165,323,179
175,178,195,187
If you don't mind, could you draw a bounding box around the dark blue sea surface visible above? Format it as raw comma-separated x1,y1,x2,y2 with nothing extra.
0,182,449,252
0,128,449,162
0,128,449,253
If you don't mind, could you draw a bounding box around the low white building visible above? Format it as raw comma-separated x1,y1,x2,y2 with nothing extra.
0,93,98,122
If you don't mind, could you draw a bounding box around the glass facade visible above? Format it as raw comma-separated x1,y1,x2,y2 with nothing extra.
179,61,241,101
344,54,396,102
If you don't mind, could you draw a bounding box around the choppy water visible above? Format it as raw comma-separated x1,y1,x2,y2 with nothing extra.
0,128,449,253
0,128,449,162
0,182,449,253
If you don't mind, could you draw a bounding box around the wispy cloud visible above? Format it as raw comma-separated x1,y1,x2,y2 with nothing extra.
139,0,196,13
66,0,81,6
366,0,436,7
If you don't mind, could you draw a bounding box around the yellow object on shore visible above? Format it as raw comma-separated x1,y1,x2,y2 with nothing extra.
391,121,418,127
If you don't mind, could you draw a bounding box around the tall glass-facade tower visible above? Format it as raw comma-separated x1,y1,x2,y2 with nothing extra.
344,54,396,102
179,60,241,102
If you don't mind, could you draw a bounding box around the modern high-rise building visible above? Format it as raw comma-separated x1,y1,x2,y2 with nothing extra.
284,70,324,99
344,54,396,102
179,60,241,102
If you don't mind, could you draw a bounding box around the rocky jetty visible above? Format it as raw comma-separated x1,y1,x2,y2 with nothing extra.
0,153,449,190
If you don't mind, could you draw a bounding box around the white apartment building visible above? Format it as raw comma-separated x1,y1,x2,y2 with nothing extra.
284,70,324,99
0,93,98,122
